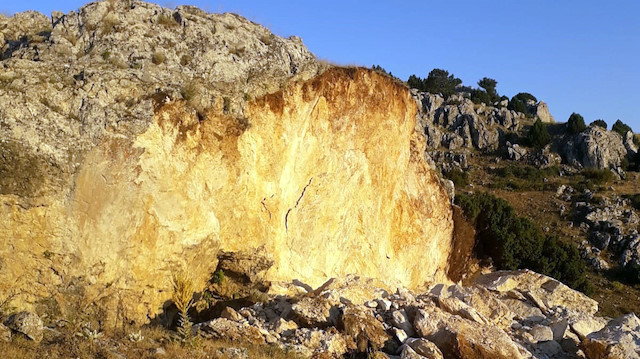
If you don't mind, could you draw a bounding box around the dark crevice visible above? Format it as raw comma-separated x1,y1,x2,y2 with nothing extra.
285,177,313,231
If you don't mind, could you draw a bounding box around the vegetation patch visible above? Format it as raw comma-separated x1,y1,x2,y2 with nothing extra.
527,119,551,148
567,112,586,134
488,164,559,191
456,192,592,294
445,168,470,188
581,168,615,185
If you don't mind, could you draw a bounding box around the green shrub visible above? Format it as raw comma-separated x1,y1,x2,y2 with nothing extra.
612,119,633,137
513,92,537,103
212,269,225,285
508,92,537,117
477,77,499,103
470,88,491,105
581,168,615,184
495,165,558,182
590,119,607,129
407,69,462,99
445,169,469,187
567,113,586,134
456,192,591,294
527,119,551,148
508,98,528,114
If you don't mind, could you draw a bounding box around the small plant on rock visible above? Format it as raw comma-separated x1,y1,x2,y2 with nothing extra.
171,270,195,341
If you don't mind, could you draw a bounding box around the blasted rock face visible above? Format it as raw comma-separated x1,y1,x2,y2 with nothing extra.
1,67,454,323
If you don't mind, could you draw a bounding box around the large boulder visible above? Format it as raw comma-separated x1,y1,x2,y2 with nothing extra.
1,65,454,323
562,126,628,169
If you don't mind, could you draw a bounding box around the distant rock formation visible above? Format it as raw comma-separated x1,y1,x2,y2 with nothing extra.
562,126,628,170
532,101,555,123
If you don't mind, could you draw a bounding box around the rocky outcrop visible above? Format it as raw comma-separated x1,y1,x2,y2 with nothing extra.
562,126,628,169
1,1,455,324
506,141,527,161
414,92,516,153
533,101,555,123
571,193,640,271
1,45,454,324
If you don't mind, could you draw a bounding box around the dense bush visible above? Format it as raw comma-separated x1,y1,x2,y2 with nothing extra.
590,119,607,129
527,119,551,147
567,113,586,134
478,77,499,103
612,119,633,137
470,88,491,105
456,192,592,293
507,92,537,117
407,68,462,99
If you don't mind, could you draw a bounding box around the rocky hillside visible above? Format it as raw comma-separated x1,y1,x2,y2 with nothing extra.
0,1,453,326
3,1,640,358
413,90,637,174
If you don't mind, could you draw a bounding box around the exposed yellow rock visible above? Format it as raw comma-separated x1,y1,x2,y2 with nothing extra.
0,68,453,323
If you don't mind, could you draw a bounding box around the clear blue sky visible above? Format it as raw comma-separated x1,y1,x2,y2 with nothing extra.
3,0,639,131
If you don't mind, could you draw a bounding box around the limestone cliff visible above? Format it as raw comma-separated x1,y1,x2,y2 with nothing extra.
0,65,453,323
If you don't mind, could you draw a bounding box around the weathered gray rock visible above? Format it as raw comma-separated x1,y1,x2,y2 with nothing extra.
534,101,555,123
530,144,563,168
216,247,274,283
414,308,525,359
290,327,348,356
401,344,427,359
468,115,499,150
474,270,599,316
220,306,244,322
0,0,324,202
342,305,389,352
624,131,638,154
571,315,608,340
563,127,627,169
581,313,640,359
196,318,267,343
4,311,43,342
506,141,527,161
